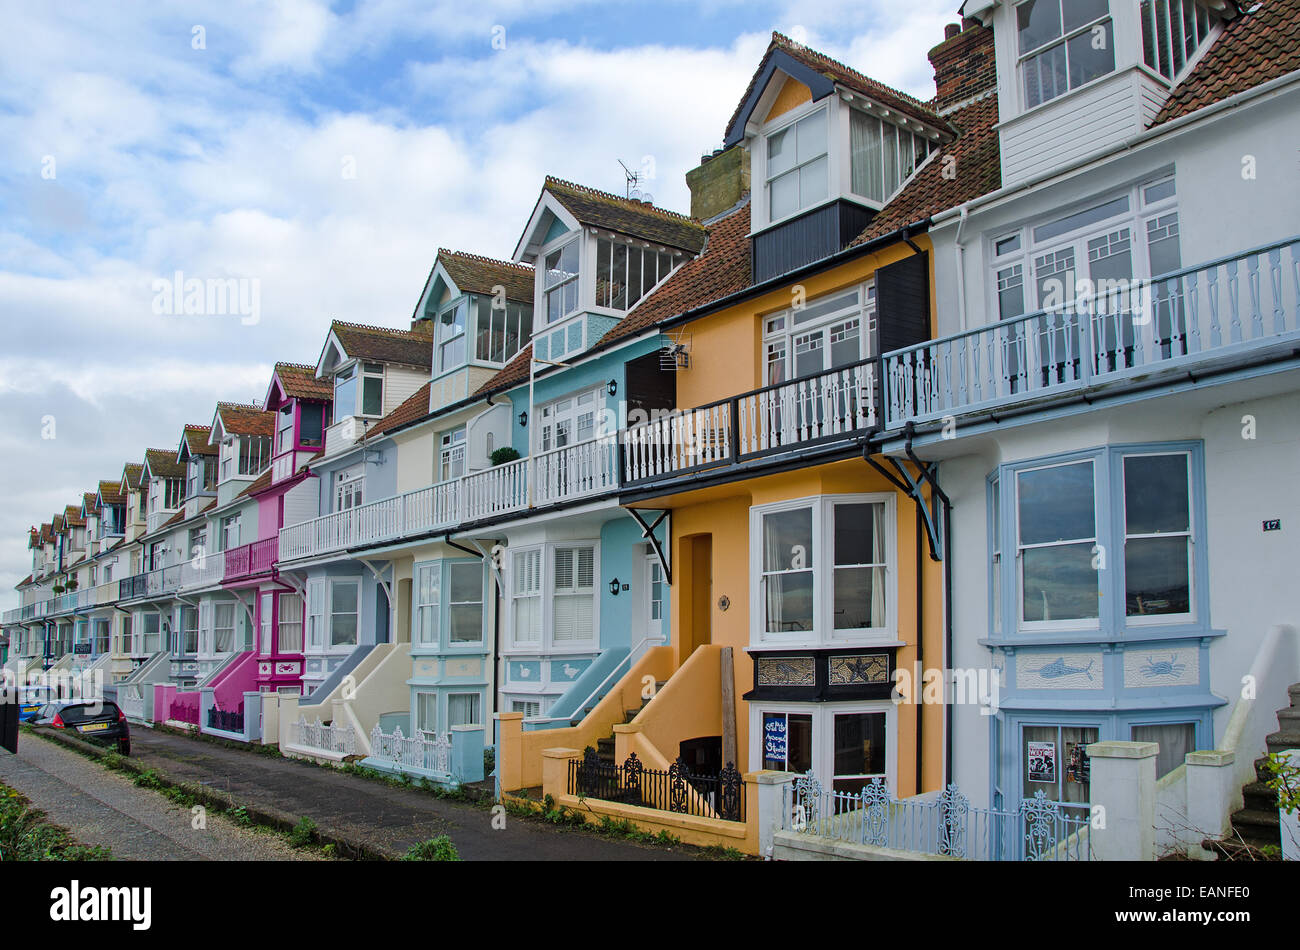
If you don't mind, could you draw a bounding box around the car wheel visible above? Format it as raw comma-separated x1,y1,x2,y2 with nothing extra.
118,739,131,756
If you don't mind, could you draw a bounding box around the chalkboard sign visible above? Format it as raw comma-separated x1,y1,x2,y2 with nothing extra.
763,714,787,761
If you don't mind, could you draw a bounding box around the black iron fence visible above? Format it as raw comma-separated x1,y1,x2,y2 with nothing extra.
568,748,746,822
207,707,244,733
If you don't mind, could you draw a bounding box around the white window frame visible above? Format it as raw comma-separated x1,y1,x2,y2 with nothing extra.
212,601,237,655
542,236,582,326
359,362,384,418
1015,0,1116,112
506,541,600,652
278,592,304,654
326,578,361,652
987,175,1179,323
336,467,365,512
437,299,469,374
748,701,897,796
848,107,937,206
592,234,684,313
1119,449,1195,628
414,561,442,647
763,102,830,225
761,282,876,386
446,691,482,728
749,493,897,647
447,560,485,646
438,427,466,482
536,387,602,454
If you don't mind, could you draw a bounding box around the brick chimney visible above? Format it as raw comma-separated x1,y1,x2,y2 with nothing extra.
685,144,751,221
928,19,996,113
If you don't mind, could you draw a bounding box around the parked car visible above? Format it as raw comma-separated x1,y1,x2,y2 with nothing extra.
32,700,130,755
17,685,55,722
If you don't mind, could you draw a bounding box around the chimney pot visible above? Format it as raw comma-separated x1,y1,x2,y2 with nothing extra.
944,23,961,40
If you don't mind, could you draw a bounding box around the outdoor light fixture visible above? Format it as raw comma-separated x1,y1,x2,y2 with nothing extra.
518,411,528,427
607,379,618,396
608,577,620,596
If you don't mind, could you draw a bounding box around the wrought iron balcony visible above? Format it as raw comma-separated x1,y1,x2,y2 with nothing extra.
883,237,1300,428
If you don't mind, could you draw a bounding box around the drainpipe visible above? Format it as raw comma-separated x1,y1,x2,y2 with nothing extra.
914,501,925,797
954,206,970,333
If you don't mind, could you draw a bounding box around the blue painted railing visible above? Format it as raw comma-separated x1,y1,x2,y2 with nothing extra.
883,236,1300,427
784,775,1091,861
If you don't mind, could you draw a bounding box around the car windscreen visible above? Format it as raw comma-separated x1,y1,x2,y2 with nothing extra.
57,702,120,723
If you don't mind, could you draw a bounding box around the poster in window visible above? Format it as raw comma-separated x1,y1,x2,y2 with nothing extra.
1027,740,1056,783
1065,741,1091,785
764,714,788,762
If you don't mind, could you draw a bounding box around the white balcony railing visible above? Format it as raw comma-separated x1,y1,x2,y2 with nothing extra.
279,435,619,562
883,237,1300,426
292,716,357,756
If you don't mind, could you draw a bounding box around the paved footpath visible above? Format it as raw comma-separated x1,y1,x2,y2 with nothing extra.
0,734,324,861
62,729,698,861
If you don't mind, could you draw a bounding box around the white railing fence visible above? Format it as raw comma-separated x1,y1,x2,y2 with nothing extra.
368,725,452,776
292,716,357,756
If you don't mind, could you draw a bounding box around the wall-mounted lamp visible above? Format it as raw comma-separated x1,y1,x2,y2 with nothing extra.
518,411,528,427
607,379,618,397
608,577,620,597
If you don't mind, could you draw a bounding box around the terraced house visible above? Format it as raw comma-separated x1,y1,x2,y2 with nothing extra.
5,1,1299,862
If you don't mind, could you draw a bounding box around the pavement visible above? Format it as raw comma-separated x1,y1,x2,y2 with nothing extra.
11,727,701,861
0,732,324,861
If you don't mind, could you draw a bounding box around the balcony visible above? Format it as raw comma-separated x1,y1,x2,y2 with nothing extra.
883,238,1300,428
279,434,619,561
622,358,878,487
223,537,277,582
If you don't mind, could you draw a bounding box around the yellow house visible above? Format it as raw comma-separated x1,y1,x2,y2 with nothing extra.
498,30,1002,851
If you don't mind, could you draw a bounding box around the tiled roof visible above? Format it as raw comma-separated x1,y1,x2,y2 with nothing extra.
851,91,1001,244
1154,1,1297,124
216,402,275,439
17,574,32,587
39,524,52,545
63,506,84,528
98,480,125,505
82,492,98,515
121,463,144,491
725,32,948,143
331,320,434,370
144,448,185,480
364,382,434,440
438,250,534,302
544,177,707,254
182,424,218,458
275,362,334,401
473,344,534,397
595,199,753,343
236,468,274,499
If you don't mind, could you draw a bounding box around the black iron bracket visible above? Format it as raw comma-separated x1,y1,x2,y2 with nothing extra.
862,426,946,562
626,508,671,585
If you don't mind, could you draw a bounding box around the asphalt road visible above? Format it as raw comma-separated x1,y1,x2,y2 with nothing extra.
114,728,699,860
0,732,325,861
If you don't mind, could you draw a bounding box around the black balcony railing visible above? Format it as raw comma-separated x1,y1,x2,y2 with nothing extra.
568,748,745,822
207,707,245,733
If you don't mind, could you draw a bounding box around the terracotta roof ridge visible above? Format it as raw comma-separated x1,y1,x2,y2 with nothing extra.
545,176,704,227
331,319,425,338
438,248,533,271
216,400,265,411
275,361,318,372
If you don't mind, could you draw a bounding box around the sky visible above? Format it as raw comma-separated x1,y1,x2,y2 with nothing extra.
0,0,960,606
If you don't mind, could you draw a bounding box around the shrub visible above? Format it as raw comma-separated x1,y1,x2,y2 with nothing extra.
289,815,318,848
489,446,521,466
401,834,461,861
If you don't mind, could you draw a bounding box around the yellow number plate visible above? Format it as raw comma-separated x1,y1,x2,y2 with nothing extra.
79,722,109,733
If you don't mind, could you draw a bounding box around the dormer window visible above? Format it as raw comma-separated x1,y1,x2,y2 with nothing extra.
334,361,384,417
594,238,683,312
766,105,828,222
850,110,936,204
544,239,581,324
1140,0,1216,82
1017,0,1115,109
473,297,530,365
277,405,294,453
437,300,468,372
360,362,383,416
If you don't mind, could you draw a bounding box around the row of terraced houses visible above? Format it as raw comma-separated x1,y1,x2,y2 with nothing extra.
5,1,1299,860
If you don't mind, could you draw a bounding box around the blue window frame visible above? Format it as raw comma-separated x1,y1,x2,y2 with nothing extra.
988,441,1208,641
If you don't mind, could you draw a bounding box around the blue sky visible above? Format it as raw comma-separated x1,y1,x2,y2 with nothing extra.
0,0,959,603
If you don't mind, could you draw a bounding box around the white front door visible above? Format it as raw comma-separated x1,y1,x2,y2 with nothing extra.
644,555,665,645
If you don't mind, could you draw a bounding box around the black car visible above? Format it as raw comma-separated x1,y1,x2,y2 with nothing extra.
33,700,131,755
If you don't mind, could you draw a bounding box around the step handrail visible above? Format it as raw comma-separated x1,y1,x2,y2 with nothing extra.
525,636,661,727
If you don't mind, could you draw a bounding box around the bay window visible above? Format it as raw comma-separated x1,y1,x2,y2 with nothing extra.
299,403,325,448
756,704,893,796
180,606,199,655
334,365,357,418
990,444,1202,637
414,562,441,646
753,495,895,645
360,362,384,416
447,692,481,727
139,613,162,654
213,603,236,653
448,561,484,644
766,106,828,222
1140,0,1217,82
238,435,271,476
329,581,359,648
1017,0,1114,109
544,240,581,325
552,545,595,644
511,550,542,645
278,593,303,653
417,692,438,734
